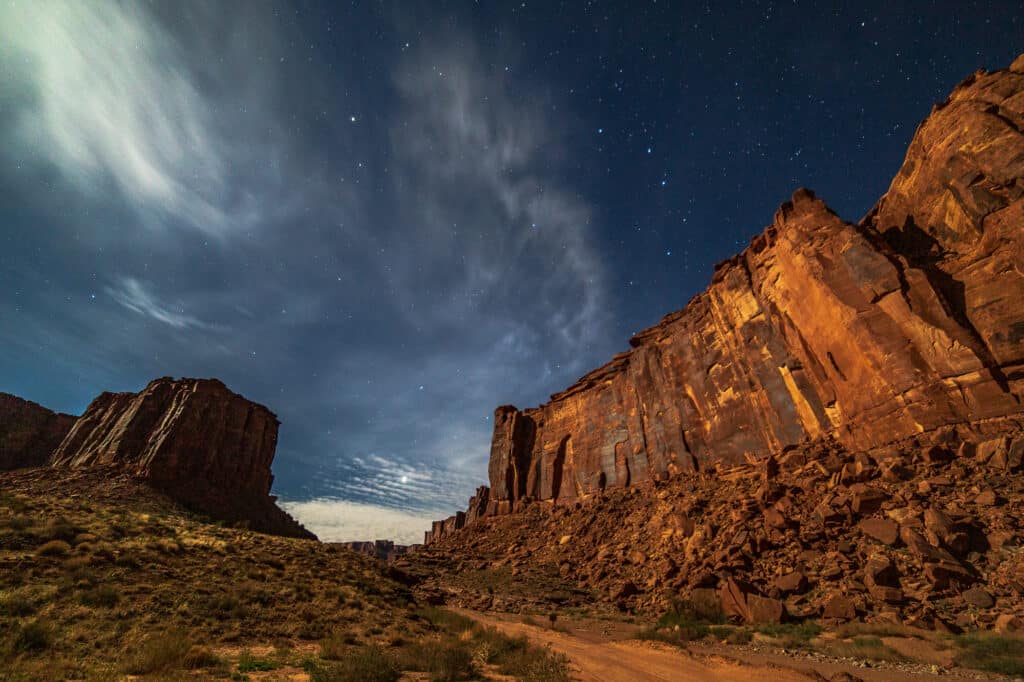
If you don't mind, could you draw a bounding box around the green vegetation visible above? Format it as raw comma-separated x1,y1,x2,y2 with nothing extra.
237,650,279,672
756,621,822,648
122,631,192,675
827,635,908,663
954,633,1024,676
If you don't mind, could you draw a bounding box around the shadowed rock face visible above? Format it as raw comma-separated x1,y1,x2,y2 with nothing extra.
49,377,311,537
428,54,1024,543
0,393,75,470
0,377,312,539
52,377,279,503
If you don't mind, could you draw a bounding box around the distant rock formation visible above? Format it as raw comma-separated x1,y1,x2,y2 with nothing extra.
335,539,416,563
0,393,75,470
1,378,312,539
427,54,1024,543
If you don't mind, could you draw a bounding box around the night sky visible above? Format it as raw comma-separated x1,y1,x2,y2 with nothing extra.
1,1,1021,542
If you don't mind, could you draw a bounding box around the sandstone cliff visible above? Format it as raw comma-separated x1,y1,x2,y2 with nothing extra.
0,393,75,470
428,54,1024,542
0,378,312,539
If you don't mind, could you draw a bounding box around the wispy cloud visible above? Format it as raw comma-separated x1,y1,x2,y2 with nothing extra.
105,277,211,330
0,2,236,234
390,46,607,358
0,8,611,542
279,498,445,544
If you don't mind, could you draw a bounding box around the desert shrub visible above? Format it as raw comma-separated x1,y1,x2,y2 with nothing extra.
955,633,1024,676
320,631,359,660
113,553,140,569
828,636,907,663
0,591,36,617
4,515,32,531
10,619,53,654
425,641,474,681
756,621,822,647
305,646,400,682
122,631,192,674
202,593,249,621
35,539,72,557
637,624,708,645
418,607,475,633
41,517,80,544
707,625,752,644
183,646,221,669
297,618,330,640
237,651,278,672
496,646,571,682
658,597,724,626
0,493,29,513
79,584,119,608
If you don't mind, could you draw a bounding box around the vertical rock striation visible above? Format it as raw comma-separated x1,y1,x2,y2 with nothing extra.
41,377,311,538
427,54,1024,543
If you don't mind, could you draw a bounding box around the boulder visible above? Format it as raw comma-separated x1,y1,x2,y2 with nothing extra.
859,518,899,546
747,594,786,624
823,593,856,620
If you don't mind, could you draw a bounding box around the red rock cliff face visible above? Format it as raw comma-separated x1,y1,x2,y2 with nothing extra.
50,377,311,538
429,55,1024,541
0,393,75,470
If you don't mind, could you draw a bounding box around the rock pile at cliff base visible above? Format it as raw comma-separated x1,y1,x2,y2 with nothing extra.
409,54,1024,636
404,426,1024,633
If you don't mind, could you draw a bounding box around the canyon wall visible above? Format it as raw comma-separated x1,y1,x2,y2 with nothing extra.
1,378,311,538
428,54,1024,542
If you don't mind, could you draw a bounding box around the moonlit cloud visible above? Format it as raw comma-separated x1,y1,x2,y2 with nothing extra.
0,3,611,543
106,278,211,330
0,1,231,234
279,498,446,545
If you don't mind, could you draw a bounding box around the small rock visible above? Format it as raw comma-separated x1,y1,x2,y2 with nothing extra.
859,518,899,545
993,614,1022,633
962,587,994,609
822,593,856,620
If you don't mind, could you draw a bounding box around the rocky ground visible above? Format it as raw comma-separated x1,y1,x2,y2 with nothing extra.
0,467,570,681
401,429,1024,677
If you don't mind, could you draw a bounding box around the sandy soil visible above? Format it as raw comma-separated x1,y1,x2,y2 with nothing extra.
457,610,955,682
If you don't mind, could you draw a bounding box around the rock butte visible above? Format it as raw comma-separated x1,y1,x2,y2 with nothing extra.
1,377,311,539
427,54,1024,543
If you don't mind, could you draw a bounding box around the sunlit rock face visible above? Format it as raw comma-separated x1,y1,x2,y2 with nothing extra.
429,54,1024,542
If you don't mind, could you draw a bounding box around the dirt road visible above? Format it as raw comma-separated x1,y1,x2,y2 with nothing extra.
458,610,948,682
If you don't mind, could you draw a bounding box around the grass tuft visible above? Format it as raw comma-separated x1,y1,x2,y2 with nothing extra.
954,633,1024,676
122,631,192,675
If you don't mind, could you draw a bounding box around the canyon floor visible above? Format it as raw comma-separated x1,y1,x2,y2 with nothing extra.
0,468,570,681
3,465,1022,681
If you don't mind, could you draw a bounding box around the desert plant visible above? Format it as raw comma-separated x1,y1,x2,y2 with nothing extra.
183,646,221,669
320,630,359,659
827,636,907,663
955,633,1024,676
10,619,54,654
79,584,119,608
425,641,474,681
756,621,822,648
35,539,72,557
496,646,571,682
0,591,36,617
122,631,192,674
305,645,400,682
238,650,278,672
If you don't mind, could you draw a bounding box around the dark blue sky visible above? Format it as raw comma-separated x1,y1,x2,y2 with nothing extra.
1,1,1020,541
